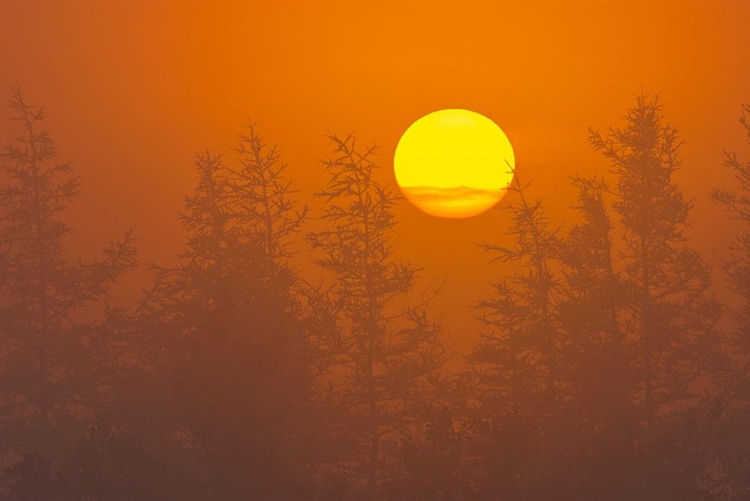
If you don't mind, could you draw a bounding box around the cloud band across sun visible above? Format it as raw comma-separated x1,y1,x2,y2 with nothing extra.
399,185,508,219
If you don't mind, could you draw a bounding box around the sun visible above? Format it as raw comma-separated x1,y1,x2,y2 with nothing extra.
394,109,515,218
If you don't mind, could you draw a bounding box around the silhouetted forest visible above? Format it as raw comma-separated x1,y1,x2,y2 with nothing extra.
2,86,750,500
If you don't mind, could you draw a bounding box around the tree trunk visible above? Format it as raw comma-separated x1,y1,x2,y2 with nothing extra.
641,237,654,440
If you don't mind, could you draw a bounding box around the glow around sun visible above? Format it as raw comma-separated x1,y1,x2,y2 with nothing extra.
394,109,515,218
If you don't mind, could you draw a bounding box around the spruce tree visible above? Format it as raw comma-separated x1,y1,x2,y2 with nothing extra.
557,176,639,496
711,103,750,392
706,102,750,499
142,126,323,499
467,170,572,498
0,86,137,485
558,176,631,438
469,170,563,420
307,134,446,500
589,93,720,437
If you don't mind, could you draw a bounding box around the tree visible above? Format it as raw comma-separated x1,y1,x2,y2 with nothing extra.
589,92,721,437
707,101,750,499
140,124,329,500
307,133,447,500
556,175,642,499
0,86,138,478
3,422,198,501
711,102,750,396
469,169,564,421
467,169,575,498
557,176,633,446
234,122,308,264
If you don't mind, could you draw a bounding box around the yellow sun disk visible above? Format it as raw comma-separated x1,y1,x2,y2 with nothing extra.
394,109,515,218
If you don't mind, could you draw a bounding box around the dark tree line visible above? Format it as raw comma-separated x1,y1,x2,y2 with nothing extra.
1,86,750,500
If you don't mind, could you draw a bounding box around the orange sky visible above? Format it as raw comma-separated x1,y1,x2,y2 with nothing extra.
2,0,749,354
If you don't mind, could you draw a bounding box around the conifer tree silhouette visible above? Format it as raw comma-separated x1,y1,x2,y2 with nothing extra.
711,103,750,394
141,125,323,500
470,169,563,420
307,134,446,500
0,86,138,490
589,93,720,438
234,122,309,264
556,175,641,496
558,176,631,438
